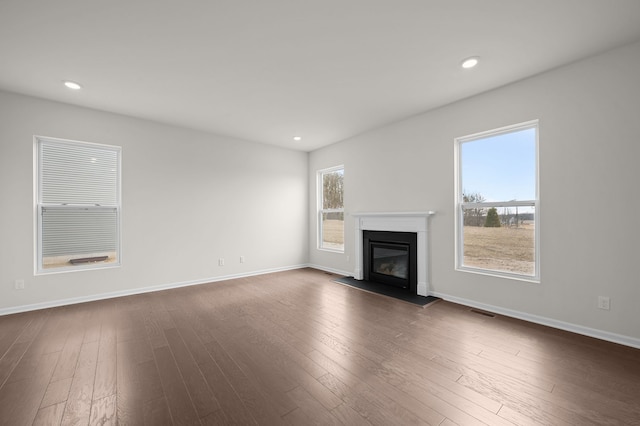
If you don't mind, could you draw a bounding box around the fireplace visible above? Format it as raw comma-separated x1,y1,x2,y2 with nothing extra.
363,230,417,293
353,212,434,296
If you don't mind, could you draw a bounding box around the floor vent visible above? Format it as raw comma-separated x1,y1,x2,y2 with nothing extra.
470,309,496,318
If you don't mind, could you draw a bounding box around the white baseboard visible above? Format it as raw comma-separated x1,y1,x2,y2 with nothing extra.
307,264,351,277
431,291,640,350
0,264,309,316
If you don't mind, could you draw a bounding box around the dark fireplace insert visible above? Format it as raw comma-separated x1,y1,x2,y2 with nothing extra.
363,230,417,293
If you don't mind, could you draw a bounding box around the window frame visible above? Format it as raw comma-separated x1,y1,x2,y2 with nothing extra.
317,165,345,253
454,120,540,282
34,136,122,274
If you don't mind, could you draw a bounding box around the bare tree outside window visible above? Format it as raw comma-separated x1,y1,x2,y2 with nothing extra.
462,191,486,226
323,171,344,210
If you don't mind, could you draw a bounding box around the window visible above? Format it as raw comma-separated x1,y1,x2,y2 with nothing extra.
35,136,121,273
318,165,344,252
455,121,539,280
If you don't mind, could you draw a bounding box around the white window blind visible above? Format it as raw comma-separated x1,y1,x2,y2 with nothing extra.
40,142,119,205
41,207,118,257
36,137,121,272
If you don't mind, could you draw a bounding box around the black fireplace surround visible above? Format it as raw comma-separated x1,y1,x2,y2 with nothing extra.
363,230,417,293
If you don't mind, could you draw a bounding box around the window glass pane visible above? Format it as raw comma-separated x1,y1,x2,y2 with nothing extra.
462,206,536,276
321,211,344,251
461,127,535,201
322,170,344,209
372,244,408,279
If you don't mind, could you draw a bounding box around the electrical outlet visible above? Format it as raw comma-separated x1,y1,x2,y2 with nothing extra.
14,279,25,290
218,258,224,266
598,296,610,310
240,256,245,264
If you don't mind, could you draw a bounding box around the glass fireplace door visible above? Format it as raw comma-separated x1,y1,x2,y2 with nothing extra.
369,243,410,288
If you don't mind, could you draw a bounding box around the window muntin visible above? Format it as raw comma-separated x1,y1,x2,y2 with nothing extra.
455,121,539,280
318,166,344,252
36,136,121,273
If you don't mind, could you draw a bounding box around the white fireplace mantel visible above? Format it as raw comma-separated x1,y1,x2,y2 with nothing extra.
352,211,435,297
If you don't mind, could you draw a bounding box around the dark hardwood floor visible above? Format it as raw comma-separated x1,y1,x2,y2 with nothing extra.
1,268,639,425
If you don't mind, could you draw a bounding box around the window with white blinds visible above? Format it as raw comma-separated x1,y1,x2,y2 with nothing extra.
36,136,121,273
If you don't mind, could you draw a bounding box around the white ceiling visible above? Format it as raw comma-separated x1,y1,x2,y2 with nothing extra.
1,1,640,151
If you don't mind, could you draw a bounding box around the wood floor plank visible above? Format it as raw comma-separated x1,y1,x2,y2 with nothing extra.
204,338,286,425
456,368,601,425
143,397,173,426
294,369,343,412
216,321,302,397
50,324,85,383
82,307,104,344
330,402,373,426
93,322,117,402
61,341,99,426
137,358,165,403
40,377,73,408
89,394,117,426
33,401,66,426
283,385,341,425
166,310,255,424
0,350,59,426
197,355,257,425
1,313,51,388
14,311,50,345
411,354,529,415
225,344,298,417
497,402,573,426
551,380,640,422
0,268,639,425
311,351,440,426
398,379,514,426
22,309,70,359
199,409,232,425
0,340,29,388
306,323,462,426
116,340,144,426
432,349,556,394
163,327,220,418
153,345,201,426
143,302,170,350
0,312,32,361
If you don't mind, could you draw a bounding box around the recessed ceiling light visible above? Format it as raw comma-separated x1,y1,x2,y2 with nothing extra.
293,136,302,141
461,57,479,69
63,80,83,90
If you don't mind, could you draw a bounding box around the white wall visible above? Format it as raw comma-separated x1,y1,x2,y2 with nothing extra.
0,91,309,312
309,41,640,344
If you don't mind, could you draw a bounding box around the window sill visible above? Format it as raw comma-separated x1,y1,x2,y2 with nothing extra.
36,262,121,276
456,265,540,284
317,246,345,254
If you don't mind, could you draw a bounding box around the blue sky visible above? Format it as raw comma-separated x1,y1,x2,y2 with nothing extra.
460,127,536,202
